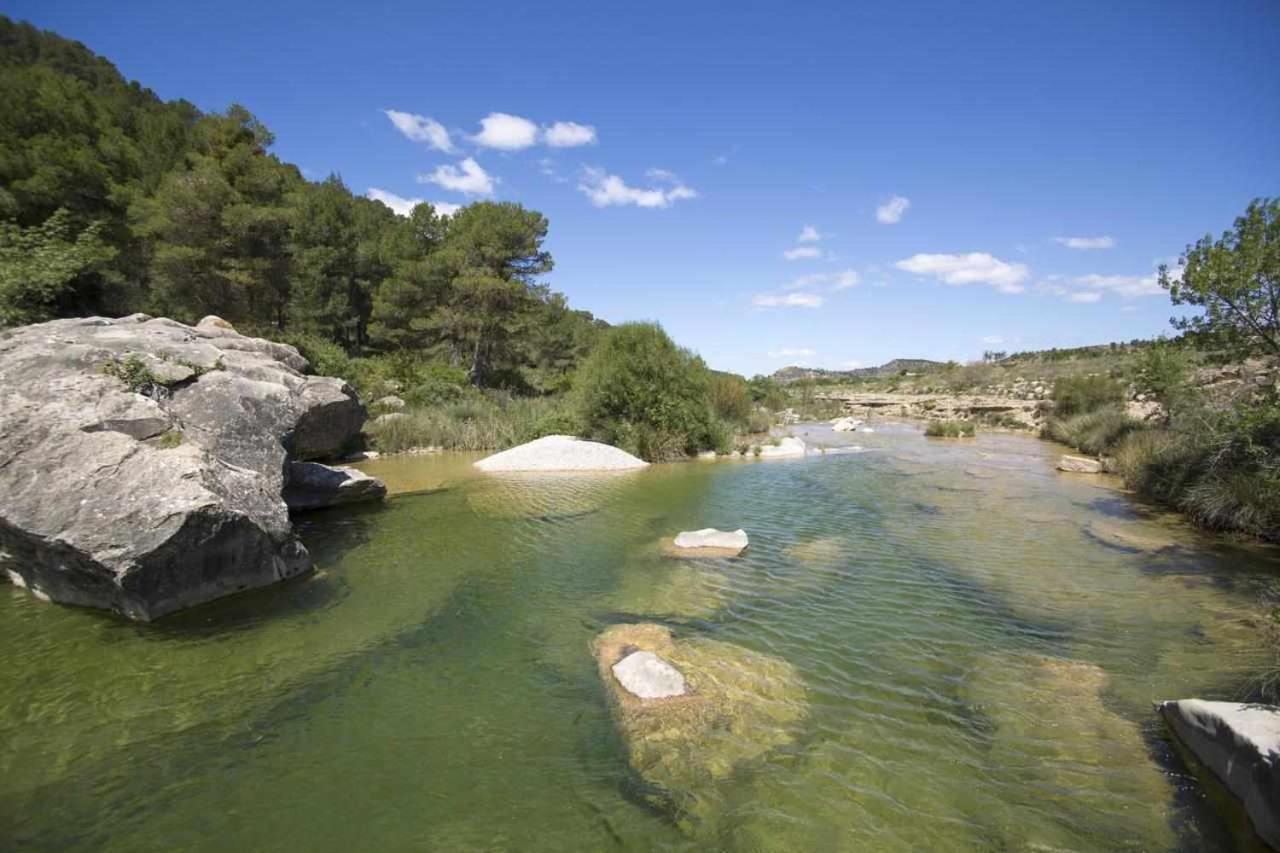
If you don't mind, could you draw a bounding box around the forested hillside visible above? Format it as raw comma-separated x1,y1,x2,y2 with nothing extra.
0,16,603,393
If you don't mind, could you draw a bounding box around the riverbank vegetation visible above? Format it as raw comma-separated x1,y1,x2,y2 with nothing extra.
925,420,976,438
1043,200,1280,540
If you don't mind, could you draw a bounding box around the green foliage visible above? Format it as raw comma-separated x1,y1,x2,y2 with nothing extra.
1043,408,1144,455
1164,198,1280,358
0,209,116,325
276,332,354,383
156,430,183,449
708,372,752,426
99,354,158,394
573,322,719,461
1135,339,1191,408
1051,375,1126,416
0,18,602,399
924,420,976,438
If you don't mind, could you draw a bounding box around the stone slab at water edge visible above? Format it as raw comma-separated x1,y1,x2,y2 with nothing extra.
0,314,384,621
1058,455,1103,474
1158,699,1280,848
474,434,649,472
612,650,688,699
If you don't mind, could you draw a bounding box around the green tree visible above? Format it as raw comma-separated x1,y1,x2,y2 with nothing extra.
132,106,300,327
574,322,718,460
1162,198,1280,357
0,209,116,326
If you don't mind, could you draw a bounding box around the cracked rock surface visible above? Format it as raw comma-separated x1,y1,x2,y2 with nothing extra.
0,314,375,620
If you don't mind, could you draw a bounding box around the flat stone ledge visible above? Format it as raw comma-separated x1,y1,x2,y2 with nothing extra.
1158,699,1280,849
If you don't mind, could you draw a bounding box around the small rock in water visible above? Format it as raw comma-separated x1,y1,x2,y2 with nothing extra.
831,416,863,432
612,650,687,699
673,528,749,554
757,437,806,458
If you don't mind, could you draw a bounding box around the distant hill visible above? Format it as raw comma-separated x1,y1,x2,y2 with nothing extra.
772,358,945,384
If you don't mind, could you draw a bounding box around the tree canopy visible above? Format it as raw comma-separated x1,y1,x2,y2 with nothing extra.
0,15,602,393
1162,198,1279,358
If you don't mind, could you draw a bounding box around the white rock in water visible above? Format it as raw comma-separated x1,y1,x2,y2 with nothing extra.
612,650,687,699
1058,454,1102,474
858,426,875,433
1158,699,1280,848
474,435,648,472
831,416,863,432
673,528,749,552
757,436,806,458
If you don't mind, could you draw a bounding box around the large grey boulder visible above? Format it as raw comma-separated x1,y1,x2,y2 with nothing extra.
1158,699,1280,848
283,462,387,511
0,314,378,621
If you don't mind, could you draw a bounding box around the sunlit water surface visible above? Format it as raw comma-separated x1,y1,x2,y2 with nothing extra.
3,424,1278,851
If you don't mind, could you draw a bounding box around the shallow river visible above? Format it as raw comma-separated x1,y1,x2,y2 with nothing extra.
2,423,1278,851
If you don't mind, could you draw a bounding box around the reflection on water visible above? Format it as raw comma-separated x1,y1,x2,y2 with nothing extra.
2,425,1277,851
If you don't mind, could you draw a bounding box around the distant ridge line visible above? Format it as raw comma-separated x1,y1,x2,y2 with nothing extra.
772,358,945,383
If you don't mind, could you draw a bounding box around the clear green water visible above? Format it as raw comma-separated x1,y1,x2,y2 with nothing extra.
3,424,1278,851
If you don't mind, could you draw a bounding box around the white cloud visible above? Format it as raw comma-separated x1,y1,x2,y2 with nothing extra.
645,168,679,182
876,195,911,224
1038,265,1179,302
752,292,825,308
366,188,424,217
1055,235,1116,250
419,158,496,196
797,225,822,243
433,201,462,217
543,121,597,147
577,167,697,208
472,112,539,150
768,347,817,359
783,269,860,291
783,246,823,261
981,335,1004,344
382,110,453,152
895,252,1030,293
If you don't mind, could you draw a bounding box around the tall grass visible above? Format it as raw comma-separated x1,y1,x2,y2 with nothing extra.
925,419,976,438
366,395,577,453
1042,408,1145,456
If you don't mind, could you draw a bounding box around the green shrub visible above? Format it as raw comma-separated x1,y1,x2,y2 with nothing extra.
1043,408,1144,455
1051,375,1126,416
708,372,753,426
573,322,718,461
100,354,160,395
925,419,976,438
275,333,354,383
1135,340,1191,405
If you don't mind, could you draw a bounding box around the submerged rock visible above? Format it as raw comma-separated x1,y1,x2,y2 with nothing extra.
1058,454,1102,474
1159,699,1280,849
592,623,806,812
613,650,687,699
831,416,863,432
672,528,749,554
475,434,648,472
757,436,806,458
962,653,1174,849
283,462,387,511
0,314,378,620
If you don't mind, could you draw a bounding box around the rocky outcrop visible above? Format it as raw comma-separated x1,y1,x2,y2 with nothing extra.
1058,455,1103,473
474,434,648,472
818,391,1042,429
283,462,387,511
1159,699,1280,848
0,314,381,621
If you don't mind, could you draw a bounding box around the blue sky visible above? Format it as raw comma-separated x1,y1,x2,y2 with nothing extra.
8,0,1278,375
